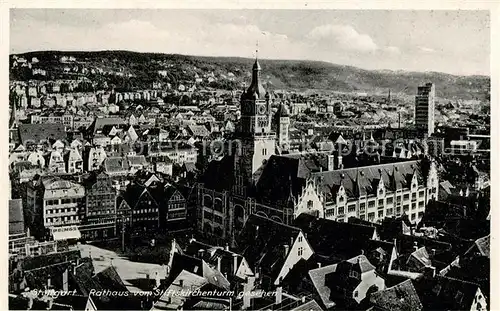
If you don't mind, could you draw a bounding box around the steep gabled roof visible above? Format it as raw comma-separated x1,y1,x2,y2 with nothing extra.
236,214,301,280
293,214,376,262
313,160,426,202
18,123,66,145
414,276,482,311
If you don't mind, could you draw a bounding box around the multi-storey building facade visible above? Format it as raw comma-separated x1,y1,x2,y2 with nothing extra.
39,177,85,229
83,172,117,240
415,82,436,137
273,103,290,152
310,160,439,225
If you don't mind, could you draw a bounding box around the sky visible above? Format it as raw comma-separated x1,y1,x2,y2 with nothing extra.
10,9,490,76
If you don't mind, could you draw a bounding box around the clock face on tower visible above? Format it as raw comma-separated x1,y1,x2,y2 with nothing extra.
257,104,267,115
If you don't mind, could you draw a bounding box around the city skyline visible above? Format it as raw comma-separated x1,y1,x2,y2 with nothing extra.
10,9,490,76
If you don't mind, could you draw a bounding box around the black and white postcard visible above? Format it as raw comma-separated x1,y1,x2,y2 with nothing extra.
3,2,497,310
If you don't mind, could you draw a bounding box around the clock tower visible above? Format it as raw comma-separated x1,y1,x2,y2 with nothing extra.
233,55,276,197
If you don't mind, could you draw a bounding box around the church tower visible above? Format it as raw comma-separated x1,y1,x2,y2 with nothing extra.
273,103,290,152
233,55,276,197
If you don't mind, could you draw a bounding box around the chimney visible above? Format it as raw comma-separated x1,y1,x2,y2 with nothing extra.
225,243,229,251
179,279,184,288
424,266,436,278
275,280,283,304
62,268,69,292
327,155,335,171
233,254,238,275
217,256,222,272
284,245,289,257
430,249,436,258
198,249,205,259
301,296,306,303
317,262,322,268
155,271,161,288
337,155,343,169
243,278,254,309
47,276,51,289
413,241,419,252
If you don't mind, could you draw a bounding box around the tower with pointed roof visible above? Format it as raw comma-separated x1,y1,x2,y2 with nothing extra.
273,103,290,152
233,54,276,197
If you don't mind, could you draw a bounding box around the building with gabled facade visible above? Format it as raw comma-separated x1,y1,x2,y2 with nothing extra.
310,159,439,224
122,183,161,231
46,150,66,174
65,148,83,174
163,184,187,226
84,146,107,172
82,172,117,241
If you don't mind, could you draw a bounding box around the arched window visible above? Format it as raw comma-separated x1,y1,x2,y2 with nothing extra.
214,198,223,213
203,195,213,209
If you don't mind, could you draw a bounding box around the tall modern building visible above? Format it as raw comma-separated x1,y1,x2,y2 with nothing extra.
415,83,435,136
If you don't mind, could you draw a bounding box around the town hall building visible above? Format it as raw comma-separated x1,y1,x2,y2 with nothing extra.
196,56,439,247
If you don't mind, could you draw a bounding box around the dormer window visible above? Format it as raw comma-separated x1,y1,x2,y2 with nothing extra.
349,270,359,279
339,196,344,203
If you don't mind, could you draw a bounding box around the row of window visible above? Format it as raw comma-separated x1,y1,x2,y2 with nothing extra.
88,210,115,216
330,199,426,217
133,217,158,222
169,203,186,210
133,208,159,214
45,207,78,214
359,211,424,221
168,211,186,220
88,201,115,208
45,198,82,206
45,216,81,223
338,189,427,206
203,211,224,224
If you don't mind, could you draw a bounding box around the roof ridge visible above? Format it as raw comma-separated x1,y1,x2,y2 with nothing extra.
251,214,301,232
312,159,420,177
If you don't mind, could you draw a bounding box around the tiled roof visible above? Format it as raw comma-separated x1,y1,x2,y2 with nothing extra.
236,214,300,280
308,264,338,308
370,279,423,311
18,123,66,144
415,276,481,311
93,265,128,292
293,214,376,261
313,160,426,202
289,299,323,311
153,270,208,310
88,117,125,134
474,235,490,258
103,156,130,173
9,199,24,235
408,247,432,267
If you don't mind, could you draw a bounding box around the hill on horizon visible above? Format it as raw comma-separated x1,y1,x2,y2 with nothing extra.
12,50,490,101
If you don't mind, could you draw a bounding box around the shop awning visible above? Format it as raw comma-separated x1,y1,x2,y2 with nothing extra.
51,225,81,241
